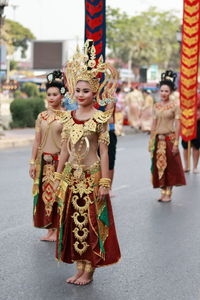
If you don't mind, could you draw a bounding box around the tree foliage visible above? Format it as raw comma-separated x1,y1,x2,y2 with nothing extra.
21,82,40,97
3,19,35,58
106,6,181,70
10,97,45,128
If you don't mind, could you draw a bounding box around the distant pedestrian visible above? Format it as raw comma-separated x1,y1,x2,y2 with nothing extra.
149,70,186,202
29,70,66,241
115,87,126,136
140,89,154,133
125,85,144,130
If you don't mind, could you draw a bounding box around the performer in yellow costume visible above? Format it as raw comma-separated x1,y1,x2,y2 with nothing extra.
54,40,121,285
149,70,186,202
29,71,66,241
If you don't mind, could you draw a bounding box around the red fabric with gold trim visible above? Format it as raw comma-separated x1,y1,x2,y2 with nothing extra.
180,0,200,141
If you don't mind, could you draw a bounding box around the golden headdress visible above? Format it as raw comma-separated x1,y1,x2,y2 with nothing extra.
64,39,118,106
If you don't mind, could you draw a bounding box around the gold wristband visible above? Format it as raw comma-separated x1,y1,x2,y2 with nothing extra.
29,159,36,165
174,140,179,146
99,178,111,189
54,172,62,180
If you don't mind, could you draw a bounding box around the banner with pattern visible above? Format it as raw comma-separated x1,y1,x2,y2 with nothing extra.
84,0,106,59
180,0,200,141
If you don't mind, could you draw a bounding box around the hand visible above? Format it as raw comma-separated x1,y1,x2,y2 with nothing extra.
172,145,179,155
148,142,153,153
29,165,36,179
148,143,152,152
53,179,60,192
98,186,110,201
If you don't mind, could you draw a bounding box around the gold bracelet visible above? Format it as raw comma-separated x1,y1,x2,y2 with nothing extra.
174,140,179,146
29,159,36,165
99,178,111,189
54,172,62,180
99,178,111,184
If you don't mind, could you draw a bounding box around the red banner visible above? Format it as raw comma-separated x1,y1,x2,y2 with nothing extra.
180,0,200,141
84,0,106,59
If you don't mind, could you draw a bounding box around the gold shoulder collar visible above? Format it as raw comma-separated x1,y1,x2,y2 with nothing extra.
53,110,71,123
93,109,113,123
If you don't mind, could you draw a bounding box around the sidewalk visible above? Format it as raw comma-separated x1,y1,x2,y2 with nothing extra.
0,126,138,150
0,128,35,149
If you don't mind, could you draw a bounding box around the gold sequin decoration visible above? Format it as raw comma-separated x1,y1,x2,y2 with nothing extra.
156,140,167,180
42,164,56,216
74,241,89,256
71,212,89,230
73,227,89,242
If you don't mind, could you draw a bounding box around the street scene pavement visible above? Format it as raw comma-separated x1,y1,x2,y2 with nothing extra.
1,133,200,300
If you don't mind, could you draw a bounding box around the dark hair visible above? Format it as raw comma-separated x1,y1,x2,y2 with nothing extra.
159,70,177,91
46,70,66,95
116,87,121,94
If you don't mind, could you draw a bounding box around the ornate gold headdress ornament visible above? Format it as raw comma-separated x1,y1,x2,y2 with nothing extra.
64,39,118,106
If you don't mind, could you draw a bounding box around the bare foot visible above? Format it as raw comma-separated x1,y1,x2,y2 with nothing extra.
74,271,93,286
157,191,165,202
46,230,57,242
160,195,171,202
66,270,84,284
40,230,53,241
109,191,115,198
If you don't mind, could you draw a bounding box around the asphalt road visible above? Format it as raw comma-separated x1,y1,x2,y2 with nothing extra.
1,133,200,300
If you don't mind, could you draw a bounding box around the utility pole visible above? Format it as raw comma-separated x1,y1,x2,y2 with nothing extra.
0,0,8,136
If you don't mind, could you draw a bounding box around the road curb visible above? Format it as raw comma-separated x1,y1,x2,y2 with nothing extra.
0,137,34,149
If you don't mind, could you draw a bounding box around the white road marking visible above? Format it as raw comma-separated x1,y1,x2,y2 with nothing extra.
113,184,130,191
117,147,125,152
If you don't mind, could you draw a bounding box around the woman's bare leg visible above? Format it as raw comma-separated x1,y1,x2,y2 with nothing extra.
183,149,190,172
162,186,172,202
192,148,200,172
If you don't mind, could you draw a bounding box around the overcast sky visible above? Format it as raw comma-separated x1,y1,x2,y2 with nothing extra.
5,0,183,41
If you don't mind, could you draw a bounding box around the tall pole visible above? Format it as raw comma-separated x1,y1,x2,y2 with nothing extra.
0,0,8,136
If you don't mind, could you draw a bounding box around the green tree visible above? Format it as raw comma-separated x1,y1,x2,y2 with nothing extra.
106,6,181,70
21,82,40,97
10,97,45,128
2,19,35,58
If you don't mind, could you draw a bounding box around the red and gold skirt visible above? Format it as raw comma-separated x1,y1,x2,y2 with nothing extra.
55,161,121,268
151,134,186,188
32,152,59,229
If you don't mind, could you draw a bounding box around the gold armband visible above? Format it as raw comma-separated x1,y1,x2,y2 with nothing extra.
54,172,62,180
29,159,36,165
99,177,111,189
98,131,110,145
174,140,179,146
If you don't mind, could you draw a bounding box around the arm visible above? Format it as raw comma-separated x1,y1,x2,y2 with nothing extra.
56,140,69,173
99,142,110,200
29,118,42,179
172,105,181,155
97,121,111,200
54,140,69,190
99,142,110,179
172,119,180,155
148,118,157,152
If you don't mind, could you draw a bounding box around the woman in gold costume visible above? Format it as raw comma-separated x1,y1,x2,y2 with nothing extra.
149,70,186,202
29,70,66,241
54,40,121,285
